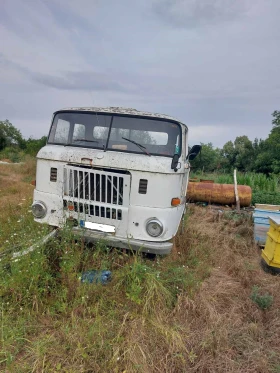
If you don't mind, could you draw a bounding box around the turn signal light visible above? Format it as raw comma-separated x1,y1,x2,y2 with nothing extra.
171,198,181,206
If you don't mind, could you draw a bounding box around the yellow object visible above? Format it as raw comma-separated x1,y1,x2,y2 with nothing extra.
262,217,280,268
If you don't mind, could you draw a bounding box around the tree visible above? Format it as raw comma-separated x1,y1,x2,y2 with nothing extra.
264,111,280,173
254,111,280,174
220,136,254,172
234,136,254,171
0,125,7,150
0,120,25,149
190,142,221,172
272,110,280,127
220,140,236,171
24,136,47,156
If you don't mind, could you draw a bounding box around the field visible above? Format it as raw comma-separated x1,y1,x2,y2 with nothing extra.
1,161,280,372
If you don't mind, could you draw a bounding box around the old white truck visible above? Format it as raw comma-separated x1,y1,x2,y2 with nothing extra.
32,107,200,254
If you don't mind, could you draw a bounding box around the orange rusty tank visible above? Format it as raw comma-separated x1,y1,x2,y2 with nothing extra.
187,182,252,207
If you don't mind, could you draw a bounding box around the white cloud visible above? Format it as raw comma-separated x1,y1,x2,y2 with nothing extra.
0,0,89,73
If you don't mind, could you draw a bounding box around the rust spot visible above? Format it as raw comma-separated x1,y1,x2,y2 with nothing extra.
81,157,93,165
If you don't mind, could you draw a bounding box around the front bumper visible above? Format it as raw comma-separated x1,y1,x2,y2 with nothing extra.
71,227,173,255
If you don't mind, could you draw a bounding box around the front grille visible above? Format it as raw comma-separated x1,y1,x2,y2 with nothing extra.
65,168,124,205
63,166,130,222
63,200,122,220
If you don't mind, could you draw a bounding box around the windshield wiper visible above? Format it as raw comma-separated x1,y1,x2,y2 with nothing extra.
73,139,99,143
122,137,150,156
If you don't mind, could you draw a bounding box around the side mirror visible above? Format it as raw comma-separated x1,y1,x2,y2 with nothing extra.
171,154,180,172
187,144,201,161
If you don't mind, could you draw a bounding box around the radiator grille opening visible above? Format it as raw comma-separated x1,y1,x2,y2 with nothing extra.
138,179,148,194
50,167,57,182
63,166,129,223
63,200,122,220
66,169,124,205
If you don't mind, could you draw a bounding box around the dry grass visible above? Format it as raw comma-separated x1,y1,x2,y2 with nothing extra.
171,206,280,372
0,158,35,204
1,162,280,372
0,158,44,252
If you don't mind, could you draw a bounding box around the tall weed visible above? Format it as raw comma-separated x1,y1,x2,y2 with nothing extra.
197,172,280,193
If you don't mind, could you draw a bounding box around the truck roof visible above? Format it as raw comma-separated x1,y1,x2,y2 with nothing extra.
56,107,186,126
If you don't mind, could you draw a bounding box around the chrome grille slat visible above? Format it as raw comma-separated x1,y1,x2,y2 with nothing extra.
110,176,113,204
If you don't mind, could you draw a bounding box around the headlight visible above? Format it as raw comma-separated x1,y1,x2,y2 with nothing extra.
146,218,163,237
32,201,47,218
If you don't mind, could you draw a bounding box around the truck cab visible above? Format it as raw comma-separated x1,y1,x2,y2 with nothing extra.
32,107,200,254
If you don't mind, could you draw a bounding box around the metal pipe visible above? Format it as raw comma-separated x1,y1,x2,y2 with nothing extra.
12,229,58,259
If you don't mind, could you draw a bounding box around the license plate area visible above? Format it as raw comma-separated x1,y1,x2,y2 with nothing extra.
80,220,116,233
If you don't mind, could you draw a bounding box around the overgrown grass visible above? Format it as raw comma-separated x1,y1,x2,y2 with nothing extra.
252,191,280,205
1,162,280,372
0,146,26,163
192,171,279,192
0,159,44,253
0,226,210,372
218,173,279,193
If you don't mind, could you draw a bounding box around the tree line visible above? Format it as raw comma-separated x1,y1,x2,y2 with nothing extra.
0,120,47,157
191,111,280,174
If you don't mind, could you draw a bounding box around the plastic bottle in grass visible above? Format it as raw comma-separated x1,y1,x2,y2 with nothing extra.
80,270,112,284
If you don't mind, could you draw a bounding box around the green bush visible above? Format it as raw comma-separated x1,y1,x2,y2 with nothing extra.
24,136,47,156
252,191,280,205
0,147,25,163
250,286,273,310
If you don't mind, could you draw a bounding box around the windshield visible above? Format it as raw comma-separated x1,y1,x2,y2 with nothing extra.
48,112,182,157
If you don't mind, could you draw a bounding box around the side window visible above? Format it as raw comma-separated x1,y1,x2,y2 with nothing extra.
53,119,70,143
73,123,85,140
175,135,180,154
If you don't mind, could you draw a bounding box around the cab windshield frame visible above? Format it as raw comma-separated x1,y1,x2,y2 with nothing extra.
47,111,182,158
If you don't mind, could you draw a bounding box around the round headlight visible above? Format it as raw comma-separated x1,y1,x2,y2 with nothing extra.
32,201,47,218
146,219,163,237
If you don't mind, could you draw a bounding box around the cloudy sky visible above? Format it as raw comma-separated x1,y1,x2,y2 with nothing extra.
0,0,279,147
